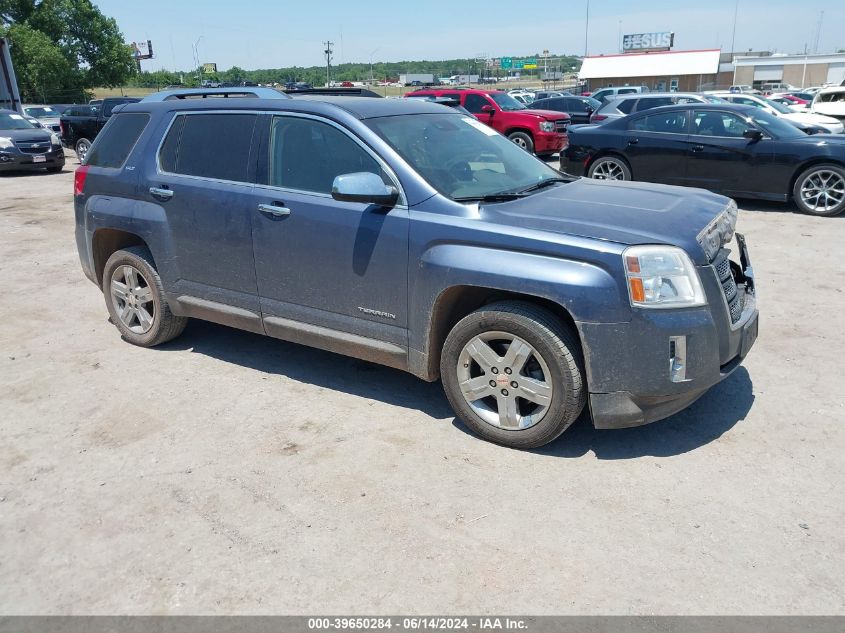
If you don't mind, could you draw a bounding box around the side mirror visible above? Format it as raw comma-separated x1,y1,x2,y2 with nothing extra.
480,104,496,114
331,172,399,208
743,128,764,141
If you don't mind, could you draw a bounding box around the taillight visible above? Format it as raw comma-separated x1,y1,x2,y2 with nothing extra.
74,165,89,196
592,114,607,122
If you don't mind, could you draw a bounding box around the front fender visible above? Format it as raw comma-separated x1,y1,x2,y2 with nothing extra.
408,243,631,377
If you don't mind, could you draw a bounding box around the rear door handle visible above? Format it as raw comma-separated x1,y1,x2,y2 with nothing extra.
691,145,705,152
149,186,173,201
258,203,291,219
627,138,639,145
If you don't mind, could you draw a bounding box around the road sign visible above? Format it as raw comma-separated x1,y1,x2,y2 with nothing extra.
500,57,512,69
514,60,524,69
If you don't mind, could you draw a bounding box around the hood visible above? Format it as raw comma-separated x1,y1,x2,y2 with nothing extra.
0,127,53,141
519,108,569,121
783,111,840,125
788,132,845,145
479,178,731,264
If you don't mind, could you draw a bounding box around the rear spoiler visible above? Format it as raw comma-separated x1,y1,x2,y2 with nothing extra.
142,87,291,102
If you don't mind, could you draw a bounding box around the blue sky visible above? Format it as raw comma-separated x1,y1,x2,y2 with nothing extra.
96,0,844,71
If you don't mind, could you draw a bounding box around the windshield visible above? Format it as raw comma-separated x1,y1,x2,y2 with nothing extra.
0,112,36,130
747,109,805,139
366,113,563,201
584,97,601,109
765,98,791,114
24,107,56,119
489,92,526,111
817,90,845,103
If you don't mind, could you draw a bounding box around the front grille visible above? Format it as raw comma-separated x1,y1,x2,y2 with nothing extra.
555,120,568,132
713,249,744,324
19,144,50,154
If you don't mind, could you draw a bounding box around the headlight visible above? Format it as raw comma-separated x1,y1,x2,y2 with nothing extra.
623,245,706,308
539,120,555,132
697,200,738,261
50,133,61,147
0,136,13,150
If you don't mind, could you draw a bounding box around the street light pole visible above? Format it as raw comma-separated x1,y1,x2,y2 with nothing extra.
193,36,203,86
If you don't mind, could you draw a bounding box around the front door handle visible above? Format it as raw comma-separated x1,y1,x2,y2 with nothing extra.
691,145,705,152
149,186,173,201
258,203,291,219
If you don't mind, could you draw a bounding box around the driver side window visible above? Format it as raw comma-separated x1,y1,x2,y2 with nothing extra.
464,94,493,114
269,116,386,194
692,111,749,138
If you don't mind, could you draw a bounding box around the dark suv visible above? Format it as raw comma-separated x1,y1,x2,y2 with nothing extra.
74,95,758,449
590,93,726,123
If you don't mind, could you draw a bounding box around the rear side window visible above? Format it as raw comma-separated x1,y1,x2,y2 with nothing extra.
618,88,638,95
86,113,149,168
616,99,636,114
160,113,257,182
636,97,674,111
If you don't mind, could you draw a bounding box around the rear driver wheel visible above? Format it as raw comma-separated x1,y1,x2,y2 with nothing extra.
75,138,91,163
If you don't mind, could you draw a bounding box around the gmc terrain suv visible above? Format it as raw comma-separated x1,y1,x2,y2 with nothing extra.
74,94,758,449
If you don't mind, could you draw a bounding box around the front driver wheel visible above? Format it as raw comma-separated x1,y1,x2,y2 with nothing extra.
587,156,631,181
793,163,845,217
440,301,585,449
507,131,535,154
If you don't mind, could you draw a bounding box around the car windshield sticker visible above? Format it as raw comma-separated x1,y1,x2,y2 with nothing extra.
462,117,498,136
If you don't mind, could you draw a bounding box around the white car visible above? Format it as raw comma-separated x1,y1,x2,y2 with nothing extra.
712,92,844,134
811,86,845,124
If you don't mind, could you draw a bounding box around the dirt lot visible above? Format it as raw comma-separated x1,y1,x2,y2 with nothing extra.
1,158,844,615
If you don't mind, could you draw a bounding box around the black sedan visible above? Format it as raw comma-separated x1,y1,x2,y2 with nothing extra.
561,103,845,216
530,95,601,125
0,109,66,173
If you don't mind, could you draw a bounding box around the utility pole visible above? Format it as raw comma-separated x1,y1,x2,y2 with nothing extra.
584,0,590,58
324,41,334,87
812,10,823,54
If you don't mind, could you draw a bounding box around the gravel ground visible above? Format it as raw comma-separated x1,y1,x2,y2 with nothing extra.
1,158,843,614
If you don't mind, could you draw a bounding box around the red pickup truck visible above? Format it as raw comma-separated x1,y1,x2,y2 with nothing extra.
407,88,570,156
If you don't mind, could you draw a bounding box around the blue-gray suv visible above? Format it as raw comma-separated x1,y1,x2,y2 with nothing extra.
73,93,758,449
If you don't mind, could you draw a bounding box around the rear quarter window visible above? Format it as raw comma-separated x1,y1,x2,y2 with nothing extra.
85,113,150,168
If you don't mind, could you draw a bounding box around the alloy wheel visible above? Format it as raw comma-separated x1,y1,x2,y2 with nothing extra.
800,170,845,213
110,265,155,334
511,137,528,149
456,331,554,430
591,159,626,180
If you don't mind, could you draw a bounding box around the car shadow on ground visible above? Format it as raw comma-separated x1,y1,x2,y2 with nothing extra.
159,320,753,458
155,319,455,420
452,368,755,459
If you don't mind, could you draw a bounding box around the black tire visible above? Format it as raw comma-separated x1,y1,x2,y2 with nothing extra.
507,131,535,154
440,301,586,449
102,246,187,347
75,138,91,163
587,155,632,181
792,163,845,217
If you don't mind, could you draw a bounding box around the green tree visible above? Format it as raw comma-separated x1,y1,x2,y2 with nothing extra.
1,0,134,100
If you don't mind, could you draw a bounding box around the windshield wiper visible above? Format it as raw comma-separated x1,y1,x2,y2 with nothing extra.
453,192,528,203
517,177,570,194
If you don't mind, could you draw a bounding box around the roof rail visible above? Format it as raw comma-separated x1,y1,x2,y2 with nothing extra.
285,87,383,98
141,87,291,102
